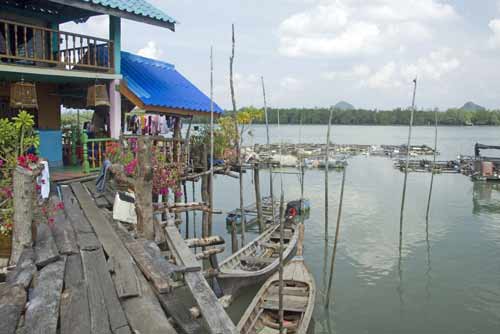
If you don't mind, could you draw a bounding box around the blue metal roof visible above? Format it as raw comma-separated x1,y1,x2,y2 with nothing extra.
61,0,176,27
121,51,224,114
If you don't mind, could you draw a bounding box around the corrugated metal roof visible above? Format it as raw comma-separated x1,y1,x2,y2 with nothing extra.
121,51,224,114
76,0,176,25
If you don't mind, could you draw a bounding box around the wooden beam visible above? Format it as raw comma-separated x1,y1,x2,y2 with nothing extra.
0,284,27,334
164,222,237,334
47,0,176,31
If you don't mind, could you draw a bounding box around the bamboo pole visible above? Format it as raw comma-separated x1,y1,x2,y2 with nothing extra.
425,108,438,221
192,180,197,240
261,76,275,224
254,164,264,232
209,45,215,238
399,78,417,250
324,109,333,240
183,181,189,239
278,192,285,333
325,166,347,308
229,23,246,245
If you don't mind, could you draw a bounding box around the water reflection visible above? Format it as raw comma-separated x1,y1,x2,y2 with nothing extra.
472,182,500,215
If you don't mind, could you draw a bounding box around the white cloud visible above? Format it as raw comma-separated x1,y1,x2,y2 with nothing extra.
278,0,458,58
280,76,303,91
323,64,371,80
488,19,500,48
359,48,460,89
138,41,163,60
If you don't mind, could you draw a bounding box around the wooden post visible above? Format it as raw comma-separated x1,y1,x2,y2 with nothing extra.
71,125,77,166
400,78,417,250
324,109,333,240
230,221,238,253
278,192,285,333
325,167,346,308
184,181,189,239
201,145,209,238
135,136,154,240
81,131,90,173
254,164,264,233
10,166,40,265
173,118,182,224
209,45,215,241
426,108,438,221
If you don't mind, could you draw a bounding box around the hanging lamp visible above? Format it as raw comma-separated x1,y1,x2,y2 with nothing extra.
86,83,110,107
10,80,38,109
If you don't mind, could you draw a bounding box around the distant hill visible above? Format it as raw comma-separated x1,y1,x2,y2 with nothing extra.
333,101,355,110
460,101,485,112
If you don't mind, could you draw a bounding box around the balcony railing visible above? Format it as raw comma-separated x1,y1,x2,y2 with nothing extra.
0,19,114,73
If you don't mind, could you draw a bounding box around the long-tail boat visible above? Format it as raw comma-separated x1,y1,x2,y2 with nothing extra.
237,224,315,334
217,221,299,298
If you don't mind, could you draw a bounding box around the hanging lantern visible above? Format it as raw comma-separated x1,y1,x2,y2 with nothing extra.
10,81,38,109
87,83,110,107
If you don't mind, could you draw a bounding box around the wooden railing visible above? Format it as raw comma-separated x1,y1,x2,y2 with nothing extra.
0,19,114,72
81,133,117,173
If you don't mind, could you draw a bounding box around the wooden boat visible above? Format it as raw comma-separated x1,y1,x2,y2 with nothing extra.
217,221,299,298
237,224,315,334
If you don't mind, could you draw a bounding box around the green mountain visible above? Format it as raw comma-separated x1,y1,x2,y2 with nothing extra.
333,101,355,110
460,101,485,112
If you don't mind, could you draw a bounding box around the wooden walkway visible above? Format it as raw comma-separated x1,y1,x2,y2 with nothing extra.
0,180,237,334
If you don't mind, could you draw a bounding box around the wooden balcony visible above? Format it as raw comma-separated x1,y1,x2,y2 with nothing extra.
0,19,114,74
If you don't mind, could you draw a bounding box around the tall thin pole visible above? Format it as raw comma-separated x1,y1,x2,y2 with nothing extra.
425,109,438,220
325,166,346,308
230,23,246,244
325,109,333,240
262,76,275,224
209,46,215,235
278,191,285,333
399,78,417,249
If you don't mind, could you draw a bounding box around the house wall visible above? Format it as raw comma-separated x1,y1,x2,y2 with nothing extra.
37,83,61,130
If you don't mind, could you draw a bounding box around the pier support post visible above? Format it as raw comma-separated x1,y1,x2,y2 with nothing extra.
135,137,154,240
201,145,209,238
10,166,40,265
254,164,264,233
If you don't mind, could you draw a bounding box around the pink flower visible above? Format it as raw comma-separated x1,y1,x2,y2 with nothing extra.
0,159,3,167
160,187,169,195
56,202,64,210
175,190,183,198
48,217,55,225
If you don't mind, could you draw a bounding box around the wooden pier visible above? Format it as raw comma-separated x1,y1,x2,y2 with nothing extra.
0,179,237,334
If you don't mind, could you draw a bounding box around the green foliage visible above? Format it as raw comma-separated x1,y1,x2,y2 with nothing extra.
247,107,500,126
0,111,39,168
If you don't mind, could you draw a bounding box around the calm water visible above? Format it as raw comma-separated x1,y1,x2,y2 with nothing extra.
181,125,500,334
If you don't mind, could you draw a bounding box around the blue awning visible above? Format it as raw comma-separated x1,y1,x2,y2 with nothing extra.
121,51,224,115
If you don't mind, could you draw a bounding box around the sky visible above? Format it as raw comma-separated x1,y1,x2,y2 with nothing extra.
62,0,500,110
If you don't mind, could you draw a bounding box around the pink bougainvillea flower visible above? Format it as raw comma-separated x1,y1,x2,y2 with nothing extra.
48,217,55,225
0,159,3,167
35,184,41,191
175,191,183,198
56,202,64,210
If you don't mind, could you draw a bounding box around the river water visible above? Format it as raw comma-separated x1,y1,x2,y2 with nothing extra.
182,125,500,334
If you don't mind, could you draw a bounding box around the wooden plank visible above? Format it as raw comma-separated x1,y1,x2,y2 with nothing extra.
49,196,78,255
164,223,237,334
24,257,66,334
72,182,139,298
84,181,110,208
34,222,60,268
262,295,308,312
60,280,91,334
61,186,94,234
82,249,130,334
240,256,276,265
125,240,173,293
81,250,111,334
267,286,308,297
119,266,177,334
0,284,27,334
76,232,101,251
6,246,36,289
